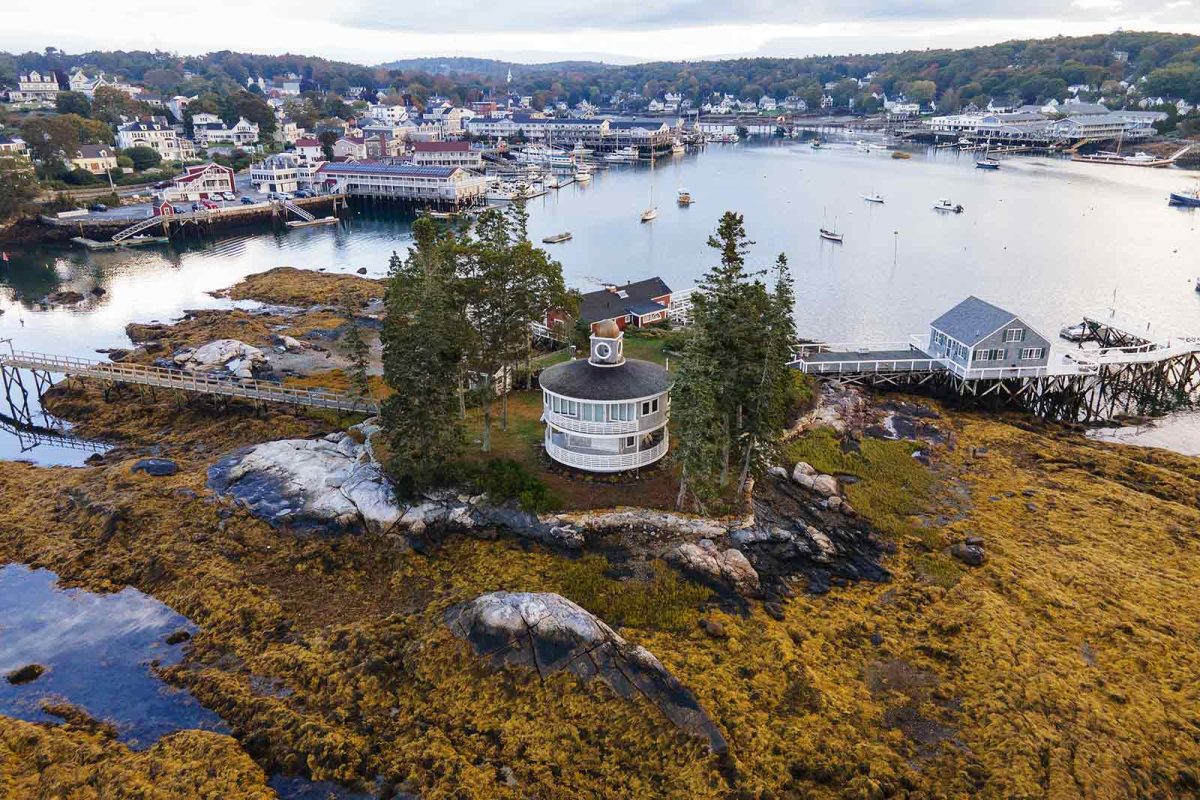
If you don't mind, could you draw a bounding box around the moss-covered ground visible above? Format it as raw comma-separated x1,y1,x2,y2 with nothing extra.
219,266,384,307
2,389,1199,798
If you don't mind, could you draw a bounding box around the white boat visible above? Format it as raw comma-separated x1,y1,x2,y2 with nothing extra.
933,199,964,213
574,169,592,182
542,232,572,244
863,194,884,204
605,146,640,163
819,227,843,243
671,139,685,155
640,208,658,222
570,141,594,158
856,140,870,152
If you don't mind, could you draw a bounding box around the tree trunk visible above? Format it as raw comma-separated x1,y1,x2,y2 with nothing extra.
457,371,466,420
480,374,492,452
501,365,509,431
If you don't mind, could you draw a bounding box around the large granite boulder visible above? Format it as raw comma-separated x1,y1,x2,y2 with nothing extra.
173,339,267,380
447,591,727,753
208,431,402,533
667,539,761,595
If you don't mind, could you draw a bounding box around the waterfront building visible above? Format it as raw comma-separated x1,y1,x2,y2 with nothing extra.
70,145,118,175
315,161,490,206
539,320,672,473
574,278,673,332
926,297,1051,377
1045,112,1155,142
411,141,483,169
8,71,59,104
162,162,236,201
116,118,191,161
250,153,325,194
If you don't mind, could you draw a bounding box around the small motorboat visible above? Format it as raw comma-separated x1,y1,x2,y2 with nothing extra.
542,232,572,244
933,199,964,213
811,139,822,149
891,151,911,159
1059,322,1089,342
975,158,1001,170
1169,188,1200,207
863,194,884,204
671,139,685,155
640,207,658,222
819,227,843,243
677,189,693,206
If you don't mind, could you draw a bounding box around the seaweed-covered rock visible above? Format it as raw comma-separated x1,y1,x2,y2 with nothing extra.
173,339,267,380
6,663,45,685
447,591,727,753
207,432,402,533
131,458,179,477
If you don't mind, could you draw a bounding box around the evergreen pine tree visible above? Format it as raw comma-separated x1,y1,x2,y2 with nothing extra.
340,293,371,398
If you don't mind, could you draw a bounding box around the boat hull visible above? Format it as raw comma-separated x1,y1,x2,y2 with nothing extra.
1169,192,1200,207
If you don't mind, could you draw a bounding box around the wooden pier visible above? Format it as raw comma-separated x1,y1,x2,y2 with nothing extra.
792,312,1200,423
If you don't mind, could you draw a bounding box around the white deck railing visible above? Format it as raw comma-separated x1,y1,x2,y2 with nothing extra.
545,435,668,472
543,408,667,436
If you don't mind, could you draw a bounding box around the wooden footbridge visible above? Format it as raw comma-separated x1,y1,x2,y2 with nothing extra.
0,348,379,417
792,309,1200,423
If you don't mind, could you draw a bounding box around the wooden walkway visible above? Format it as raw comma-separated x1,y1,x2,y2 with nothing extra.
0,350,378,415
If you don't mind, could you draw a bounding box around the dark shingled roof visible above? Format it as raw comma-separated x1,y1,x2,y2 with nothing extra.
578,277,671,324
930,296,1019,346
539,358,671,401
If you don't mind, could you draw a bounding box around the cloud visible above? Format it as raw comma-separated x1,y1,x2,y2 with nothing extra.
336,0,1199,35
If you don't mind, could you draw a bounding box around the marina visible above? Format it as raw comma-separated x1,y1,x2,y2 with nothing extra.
1,139,1198,461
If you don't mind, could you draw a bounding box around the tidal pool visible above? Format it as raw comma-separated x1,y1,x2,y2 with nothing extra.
0,563,227,749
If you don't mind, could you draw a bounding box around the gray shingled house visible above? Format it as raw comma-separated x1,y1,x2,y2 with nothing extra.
927,296,1052,376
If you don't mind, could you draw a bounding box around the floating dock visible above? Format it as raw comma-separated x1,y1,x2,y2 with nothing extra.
70,235,170,250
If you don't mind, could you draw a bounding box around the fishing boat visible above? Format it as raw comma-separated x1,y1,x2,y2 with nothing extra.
819,227,843,243
542,232,573,244
933,199,964,213
574,169,592,182
863,194,885,204
671,139,685,155
891,151,911,159
605,146,640,163
1169,187,1200,207
677,188,693,206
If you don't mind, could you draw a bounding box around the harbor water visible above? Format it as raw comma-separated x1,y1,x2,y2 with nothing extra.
0,139,1197,462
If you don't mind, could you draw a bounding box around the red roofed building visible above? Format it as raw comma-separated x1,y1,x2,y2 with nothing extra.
162,162,235,201
293,137,325,162
410,140,482,169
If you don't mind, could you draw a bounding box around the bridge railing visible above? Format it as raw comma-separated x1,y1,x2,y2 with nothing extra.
1,350,377,414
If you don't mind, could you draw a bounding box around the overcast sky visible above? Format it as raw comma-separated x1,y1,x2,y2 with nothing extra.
3,0,1198,64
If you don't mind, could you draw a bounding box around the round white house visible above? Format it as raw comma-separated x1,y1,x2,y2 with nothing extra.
538,321,672,472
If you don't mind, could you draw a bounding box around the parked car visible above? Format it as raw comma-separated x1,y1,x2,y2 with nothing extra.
222,192,237,201
190,202,202,211
201,199,220,210
172,205,186,214
240,196,256,205
294,189,312,198
88,203,107,212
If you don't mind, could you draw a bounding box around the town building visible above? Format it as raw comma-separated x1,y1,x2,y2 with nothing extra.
70,144,118,175
274,118,304,145
926,296,1051,377
293,137,326,162
538,320,672,472
332,136,368,160
8,71,59,104
249,153,325,194
162,162,236,201
410,140,483,169
192,114,260,147
0,136,29,157
576,278,673,332
116,119,193,161
315,161,490,206
367,103,409,123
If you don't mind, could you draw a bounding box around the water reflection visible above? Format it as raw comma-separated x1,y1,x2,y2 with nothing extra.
0,563,227,749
